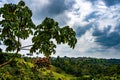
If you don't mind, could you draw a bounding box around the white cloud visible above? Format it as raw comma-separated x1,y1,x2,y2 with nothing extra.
65,0,120,31
56,0,120,58
75,28,98,53
66,0,93,27
93,1,120,32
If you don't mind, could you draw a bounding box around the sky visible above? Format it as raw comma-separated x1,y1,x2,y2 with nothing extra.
0,0,120,58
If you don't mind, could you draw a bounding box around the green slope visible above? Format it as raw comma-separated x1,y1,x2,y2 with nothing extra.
0,58,75,80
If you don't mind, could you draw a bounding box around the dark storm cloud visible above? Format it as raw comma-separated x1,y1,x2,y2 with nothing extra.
47,0,74,15
115,24,120,33
97,32,120,47
27,0,75,21
93,26,111,36
103,0,120,6
40,0,67,16
87,0,120,6
76,23,93,37
93,26,120,48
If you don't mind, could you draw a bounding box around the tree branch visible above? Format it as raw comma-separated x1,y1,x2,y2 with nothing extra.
0,48,19,69
21,44,33,49
21,48,30,50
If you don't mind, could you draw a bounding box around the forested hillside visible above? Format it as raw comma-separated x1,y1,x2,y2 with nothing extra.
52,56,120,79
1,52,120,80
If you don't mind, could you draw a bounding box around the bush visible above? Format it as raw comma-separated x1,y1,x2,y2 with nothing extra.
33,57,51,69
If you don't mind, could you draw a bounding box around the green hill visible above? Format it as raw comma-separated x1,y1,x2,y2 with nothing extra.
0,56,74,80
1,53,120,80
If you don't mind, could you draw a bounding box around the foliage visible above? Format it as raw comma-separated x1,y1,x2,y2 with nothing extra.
52,56,120,79
30,17,77,57
0,0,77,60
0,1,35,52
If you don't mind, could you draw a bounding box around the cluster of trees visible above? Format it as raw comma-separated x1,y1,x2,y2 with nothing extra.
52,56,120,79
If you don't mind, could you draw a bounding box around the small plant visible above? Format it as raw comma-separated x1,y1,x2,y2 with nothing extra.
33,57,51,69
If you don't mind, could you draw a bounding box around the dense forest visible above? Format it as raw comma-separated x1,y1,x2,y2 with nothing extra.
52,56,120,79
0,52,120,80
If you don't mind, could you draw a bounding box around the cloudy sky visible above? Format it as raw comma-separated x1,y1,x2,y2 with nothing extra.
0,0,120,58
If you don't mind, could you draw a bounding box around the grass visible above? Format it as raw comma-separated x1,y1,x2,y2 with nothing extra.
38,65,75,80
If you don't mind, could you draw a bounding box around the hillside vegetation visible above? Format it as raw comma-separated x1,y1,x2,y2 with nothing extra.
0,52,74,80
1,52,120,80
52,56,120,79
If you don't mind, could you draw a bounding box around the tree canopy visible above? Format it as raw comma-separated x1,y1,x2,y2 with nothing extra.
0,1,77,58
0,1,35,52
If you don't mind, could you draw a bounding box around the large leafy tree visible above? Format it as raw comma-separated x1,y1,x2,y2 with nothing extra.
0,1,77,68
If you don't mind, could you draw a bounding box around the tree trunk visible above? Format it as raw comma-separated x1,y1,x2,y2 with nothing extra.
0,58,13,69
0,49,19,69
0,44,32,69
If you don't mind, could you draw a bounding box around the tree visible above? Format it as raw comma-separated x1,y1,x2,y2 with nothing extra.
0,1,77,68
